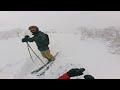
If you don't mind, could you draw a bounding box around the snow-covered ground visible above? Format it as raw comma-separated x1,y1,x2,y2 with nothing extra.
0,32,120,79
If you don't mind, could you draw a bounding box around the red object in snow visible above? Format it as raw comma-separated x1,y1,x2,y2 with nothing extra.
58,73,70,79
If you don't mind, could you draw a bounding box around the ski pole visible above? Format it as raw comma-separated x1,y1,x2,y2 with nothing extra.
27,42,34,62
26,42,46,66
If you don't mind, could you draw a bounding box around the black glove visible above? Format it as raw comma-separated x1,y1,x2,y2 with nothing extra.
84,75,94,79
22,35,30,42
67,68,85,77
24,35,30,39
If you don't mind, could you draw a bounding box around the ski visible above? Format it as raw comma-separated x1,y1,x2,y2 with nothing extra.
31,52,59,74
36,60,54,76
31,61,51,74
36,52,59,76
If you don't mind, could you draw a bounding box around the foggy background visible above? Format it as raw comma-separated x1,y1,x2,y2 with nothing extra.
0,11,120,31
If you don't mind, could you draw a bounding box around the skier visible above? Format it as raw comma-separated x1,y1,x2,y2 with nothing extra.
22,26,55,62
58,68,94,79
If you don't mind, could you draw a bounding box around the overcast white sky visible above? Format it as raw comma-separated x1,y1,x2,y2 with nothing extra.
0,11,120,31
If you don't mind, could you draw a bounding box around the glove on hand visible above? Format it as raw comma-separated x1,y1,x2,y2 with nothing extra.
22,35,30,42
67,68,85,77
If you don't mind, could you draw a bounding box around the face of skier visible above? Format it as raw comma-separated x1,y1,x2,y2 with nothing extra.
28,26,39,34
29,28,37,33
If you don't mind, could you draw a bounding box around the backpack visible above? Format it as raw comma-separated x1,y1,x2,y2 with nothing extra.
39,31,50,46
44,33,50,45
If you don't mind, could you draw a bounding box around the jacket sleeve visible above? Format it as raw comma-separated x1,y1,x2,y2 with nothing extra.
28,37,34,42
58,73,70,79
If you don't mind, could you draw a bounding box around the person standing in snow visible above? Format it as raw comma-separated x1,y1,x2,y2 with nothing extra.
58,68,95,79
22,26,55,62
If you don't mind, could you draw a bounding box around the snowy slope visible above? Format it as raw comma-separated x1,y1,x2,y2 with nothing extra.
0,32,120,79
